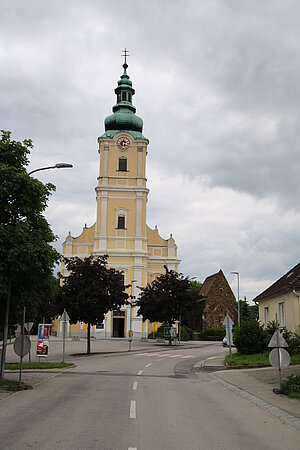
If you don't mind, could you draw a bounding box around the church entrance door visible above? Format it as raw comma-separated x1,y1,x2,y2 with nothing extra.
113,318,125,337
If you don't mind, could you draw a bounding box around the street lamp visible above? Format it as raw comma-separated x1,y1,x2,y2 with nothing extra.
128,280,137,352
28,163,73,176
231,271,240,328
0,162,73,380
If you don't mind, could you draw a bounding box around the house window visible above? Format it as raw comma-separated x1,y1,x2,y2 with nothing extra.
117,215,125,229
118,157,127,171
264,306,269,327
122,92,126,101
278,302,285,327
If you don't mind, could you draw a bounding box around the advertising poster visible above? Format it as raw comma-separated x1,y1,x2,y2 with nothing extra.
36,324,51,357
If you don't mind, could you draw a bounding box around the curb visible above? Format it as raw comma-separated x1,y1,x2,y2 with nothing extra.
211,372,300,431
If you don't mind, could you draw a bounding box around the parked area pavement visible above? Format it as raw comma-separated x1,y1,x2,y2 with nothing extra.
2,336,300,428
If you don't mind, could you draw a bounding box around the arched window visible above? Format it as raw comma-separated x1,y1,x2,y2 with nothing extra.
118,157,127,171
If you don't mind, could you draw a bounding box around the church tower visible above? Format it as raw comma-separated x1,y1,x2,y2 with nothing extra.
61,55,179,339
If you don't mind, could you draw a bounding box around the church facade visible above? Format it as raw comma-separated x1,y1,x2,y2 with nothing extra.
58,60,179,338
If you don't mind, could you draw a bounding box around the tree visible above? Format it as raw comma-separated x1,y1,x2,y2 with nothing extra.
183,280,204,331
0,130,59,377
53,256,129,354
239,298,259,322
136,266,198,343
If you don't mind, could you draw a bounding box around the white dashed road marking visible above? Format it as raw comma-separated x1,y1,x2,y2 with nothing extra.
130,400,136,419
138,370,143,376
133,381,138,391
145,363,152,367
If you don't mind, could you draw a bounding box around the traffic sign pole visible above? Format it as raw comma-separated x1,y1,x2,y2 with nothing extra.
61,309,70,363
18,307,26,388
223,314,234,365
268,314,290,392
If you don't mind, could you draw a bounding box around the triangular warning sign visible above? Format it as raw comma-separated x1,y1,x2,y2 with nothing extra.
268,330,288,348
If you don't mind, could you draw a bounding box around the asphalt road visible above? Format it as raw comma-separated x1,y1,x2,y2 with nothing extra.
0,344,299,450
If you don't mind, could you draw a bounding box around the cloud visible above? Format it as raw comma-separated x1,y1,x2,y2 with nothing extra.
1,0,299,302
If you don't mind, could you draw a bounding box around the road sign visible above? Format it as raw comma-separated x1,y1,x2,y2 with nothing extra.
14,335,31,357
268,330,288,348
269,348,290,369
128,330,133,337
223,314,233,364
223,314,233,326
24,322,34,333
61,309,70,322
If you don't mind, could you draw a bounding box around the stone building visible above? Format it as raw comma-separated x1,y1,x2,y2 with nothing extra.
199,270,237,330
55,58,180,338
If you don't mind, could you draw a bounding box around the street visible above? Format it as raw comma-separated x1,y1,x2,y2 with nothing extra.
0,342,299,449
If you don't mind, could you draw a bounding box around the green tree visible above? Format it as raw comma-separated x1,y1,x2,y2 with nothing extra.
182,280,204,331
53,256,129,354
0,131,59,377
239,298,258,322
136,266,198,344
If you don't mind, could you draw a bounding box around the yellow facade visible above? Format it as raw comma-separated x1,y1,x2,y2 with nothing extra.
58,62,179,338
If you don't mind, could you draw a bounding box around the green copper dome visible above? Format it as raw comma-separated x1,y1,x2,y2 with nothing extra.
102,63,145,138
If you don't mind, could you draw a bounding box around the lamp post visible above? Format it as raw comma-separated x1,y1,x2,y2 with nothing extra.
0,162,73,380
231,271,240,328
28,163,73,176
128,280,137,351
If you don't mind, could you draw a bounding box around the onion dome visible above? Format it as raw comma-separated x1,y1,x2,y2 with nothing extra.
104,62,144,135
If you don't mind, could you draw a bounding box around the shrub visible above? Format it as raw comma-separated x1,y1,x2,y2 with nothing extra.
197,328,226,341
233,320,269,354
281,375,300,396
180,325,193,341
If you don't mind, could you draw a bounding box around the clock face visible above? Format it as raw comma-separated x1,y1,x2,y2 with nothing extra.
117,137,130,151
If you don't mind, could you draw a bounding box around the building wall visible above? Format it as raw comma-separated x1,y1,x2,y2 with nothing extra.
258,291,300,334
202,273,237,330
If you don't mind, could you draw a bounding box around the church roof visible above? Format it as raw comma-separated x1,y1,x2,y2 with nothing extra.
100,58,146,140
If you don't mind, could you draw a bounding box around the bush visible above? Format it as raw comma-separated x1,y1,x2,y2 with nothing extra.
148,323,174,340
281,375,300,396
197,328,226,341
180,325,193,341
233,320,269,354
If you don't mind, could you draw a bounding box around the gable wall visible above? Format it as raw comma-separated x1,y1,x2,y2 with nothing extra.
203,273,237,329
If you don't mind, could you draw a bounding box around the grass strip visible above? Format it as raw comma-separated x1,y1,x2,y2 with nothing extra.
5,361,74,370
0,378,19,387
225,352,300,367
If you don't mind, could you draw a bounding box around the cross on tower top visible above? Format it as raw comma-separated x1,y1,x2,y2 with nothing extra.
122,48,130,66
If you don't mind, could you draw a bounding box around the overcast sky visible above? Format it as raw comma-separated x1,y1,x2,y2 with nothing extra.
1,0,299,302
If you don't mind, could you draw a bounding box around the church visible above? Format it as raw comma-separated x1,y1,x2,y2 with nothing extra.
58,56,180,339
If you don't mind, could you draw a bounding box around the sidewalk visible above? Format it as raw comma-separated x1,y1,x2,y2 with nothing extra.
196,355,300,429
